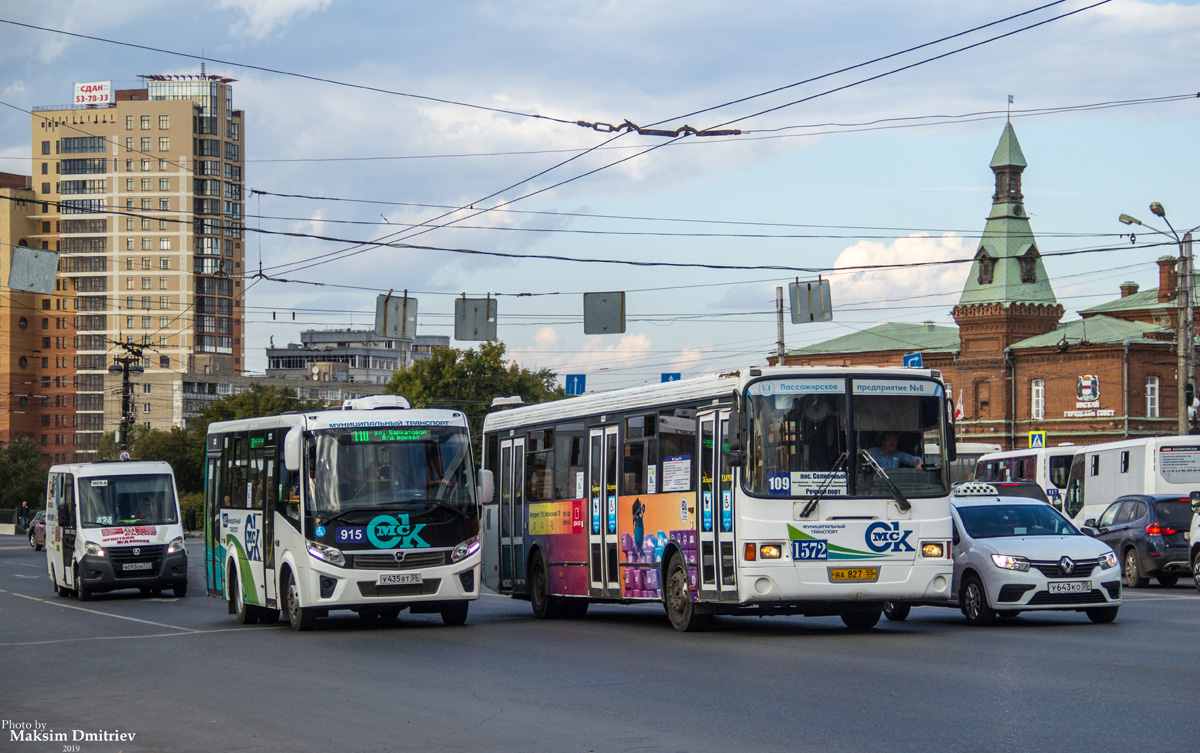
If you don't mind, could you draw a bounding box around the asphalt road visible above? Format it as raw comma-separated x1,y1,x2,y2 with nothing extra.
2,535,1198,753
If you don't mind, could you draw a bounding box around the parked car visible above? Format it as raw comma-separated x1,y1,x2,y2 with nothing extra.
1083,495,1193,588
883,482,1121,625
27,511,46,551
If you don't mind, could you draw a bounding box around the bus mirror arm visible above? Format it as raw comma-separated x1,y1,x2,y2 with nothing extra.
726,409,745,454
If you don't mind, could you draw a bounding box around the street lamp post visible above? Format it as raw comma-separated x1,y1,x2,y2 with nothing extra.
1119,205,1198,435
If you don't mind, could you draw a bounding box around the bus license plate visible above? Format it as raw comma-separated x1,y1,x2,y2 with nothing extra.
1048,580,1089,594
829,567,879,582
122,562,153,571
378,573,422,586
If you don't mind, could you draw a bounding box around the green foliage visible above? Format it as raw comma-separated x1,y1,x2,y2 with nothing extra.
178,491,204,531
95,424,151,461
0,438,49,510
135,427,203,494
384,341,565,443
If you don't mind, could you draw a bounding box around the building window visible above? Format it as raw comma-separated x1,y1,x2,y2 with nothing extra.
142,316,151,328
1146,376,1159,418
141,178,151,191
159,198,170,211
126,316,135,328
1031,379,1045,420
160,238,171,250
1020,249,1040,283
158,115,169,130
140,137,152,152
159,277,168,290
159,159,167,171
159,178,170,191
160,316,171,328
159,137,170,152
126,115,133,130
143,403,151,414
125,278,134,290
141,198,151,210
141,159,151,171
160,355,171,368
125,137,134,152
125,178,134,191
141,237,152,250
143,383,152,394
976,250,995,285
140,115,151,130
160,257,170,269
141,277,151,289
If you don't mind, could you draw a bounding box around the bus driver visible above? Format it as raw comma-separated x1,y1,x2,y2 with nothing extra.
869,432,923,471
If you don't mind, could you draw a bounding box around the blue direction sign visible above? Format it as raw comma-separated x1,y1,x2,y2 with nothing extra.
566,374,586,396
661,373,681,383
903,352,924,368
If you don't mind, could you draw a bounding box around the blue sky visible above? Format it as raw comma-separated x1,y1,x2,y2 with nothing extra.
1,1,1198,390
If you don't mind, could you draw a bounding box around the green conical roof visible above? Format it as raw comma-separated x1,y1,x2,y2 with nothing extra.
958,123,1056,307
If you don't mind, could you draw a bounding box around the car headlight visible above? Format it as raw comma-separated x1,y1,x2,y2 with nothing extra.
1098,551,1117,570
307,540,345,567
451,536,480,563
84,542,106,558
990,554,1030,572
167,537,185,555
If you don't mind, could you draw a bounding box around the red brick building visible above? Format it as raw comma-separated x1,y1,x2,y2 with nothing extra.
775,124,1186,450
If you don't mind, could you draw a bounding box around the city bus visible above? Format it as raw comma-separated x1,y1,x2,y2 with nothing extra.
1062,436,1200,527
481,366,957,631
204,395,490,631
974,445,1077,509
44,460,187,601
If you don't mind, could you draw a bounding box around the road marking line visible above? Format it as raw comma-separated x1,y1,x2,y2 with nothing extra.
9,591,197,631
0,626,284,648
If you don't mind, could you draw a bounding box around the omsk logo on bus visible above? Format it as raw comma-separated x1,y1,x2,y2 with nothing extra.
243,515,262,562
864,521,915,553
365,514,430,549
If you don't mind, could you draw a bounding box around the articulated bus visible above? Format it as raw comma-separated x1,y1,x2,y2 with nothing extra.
481,366,957,631
204,395,489,631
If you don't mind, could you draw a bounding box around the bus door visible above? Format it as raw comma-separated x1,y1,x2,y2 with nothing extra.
260,429,279,608
204,435,223,596
587,425,621,597
498,435,525,593
698,408,737,601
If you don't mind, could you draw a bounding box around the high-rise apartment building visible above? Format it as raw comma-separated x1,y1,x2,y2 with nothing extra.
31,73,246,456
0,171,78,461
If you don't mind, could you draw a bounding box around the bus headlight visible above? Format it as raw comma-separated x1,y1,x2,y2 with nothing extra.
307,540,345,567
451,536,480,563
167,537,185,555
84,542,106,558
759,544,783,559
1098,551,1117,570
921,542,945,558
991,554,1030,572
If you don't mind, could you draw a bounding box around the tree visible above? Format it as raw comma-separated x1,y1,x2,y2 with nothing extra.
384,341,564,443
134,427,204,494
95,423,151,461
0,438,49,511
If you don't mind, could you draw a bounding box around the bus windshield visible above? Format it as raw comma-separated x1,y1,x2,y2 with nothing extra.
78,474,178,527
308,427,475,519
745,376,949,498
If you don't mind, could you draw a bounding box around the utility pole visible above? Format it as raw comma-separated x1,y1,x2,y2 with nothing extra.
776,286,786,364
1182,231,1195,434
107,342,144,451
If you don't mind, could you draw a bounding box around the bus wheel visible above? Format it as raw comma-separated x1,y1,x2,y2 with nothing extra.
51,568,68,598
231,570,259,625
882,601,910,621
530,552,565,619
259,608,281,624
173,581,187,598
283,571,315,631
664,552,710,632
564,600,589,619
74,566,91,602
841,610,882,630
440,601,469,626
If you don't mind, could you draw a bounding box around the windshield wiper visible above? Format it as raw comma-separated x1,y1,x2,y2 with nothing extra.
798,452,847,519
420,498,472,521
858,449,912,513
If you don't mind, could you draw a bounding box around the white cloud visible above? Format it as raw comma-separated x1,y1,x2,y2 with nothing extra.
216,0,339,38
830,233,972,308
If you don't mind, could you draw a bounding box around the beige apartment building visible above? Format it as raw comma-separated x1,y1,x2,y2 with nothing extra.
31,74,246,456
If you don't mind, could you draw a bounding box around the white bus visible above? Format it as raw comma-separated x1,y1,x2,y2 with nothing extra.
204,395,490,631
974,446,1077,509
44,460,187,600
481,366,957,631
945,442,1002,485
1063,436,1200,526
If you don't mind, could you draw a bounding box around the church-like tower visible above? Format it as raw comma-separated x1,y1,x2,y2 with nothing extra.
952,122,1064,356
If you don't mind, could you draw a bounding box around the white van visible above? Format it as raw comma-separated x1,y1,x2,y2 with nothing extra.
45,461,187,600
975,446,1077,510
1062,437,1200,527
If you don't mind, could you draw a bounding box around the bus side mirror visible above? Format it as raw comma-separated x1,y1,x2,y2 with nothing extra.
725,410,746,467
477,469,494,504
284,427,302,472
945,397,957,461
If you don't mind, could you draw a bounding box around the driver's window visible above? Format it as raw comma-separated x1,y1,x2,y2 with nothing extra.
1097,503,1121,528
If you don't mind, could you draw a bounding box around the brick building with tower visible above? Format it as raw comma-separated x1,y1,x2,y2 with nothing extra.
775,123,1188,451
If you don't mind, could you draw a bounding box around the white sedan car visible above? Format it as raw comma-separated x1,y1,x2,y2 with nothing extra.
885,482,1121,625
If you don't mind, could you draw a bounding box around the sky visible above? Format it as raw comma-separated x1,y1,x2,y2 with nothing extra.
1,0,1198,393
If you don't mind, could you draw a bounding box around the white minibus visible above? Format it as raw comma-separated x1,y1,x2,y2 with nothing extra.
45,460,187,600
975,446,1077,509
1062,437,1200,526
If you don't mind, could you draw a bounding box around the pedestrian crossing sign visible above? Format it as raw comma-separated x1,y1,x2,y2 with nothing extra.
1029,431,1046,449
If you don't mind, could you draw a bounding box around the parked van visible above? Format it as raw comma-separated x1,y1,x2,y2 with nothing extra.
975,446,1077,510
1062,437,1200,527
45,461,187,600
948,442,1003,485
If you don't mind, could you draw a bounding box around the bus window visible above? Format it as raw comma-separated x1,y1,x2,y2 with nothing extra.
553,422,585,500
526,429,554,502
658,409,695,493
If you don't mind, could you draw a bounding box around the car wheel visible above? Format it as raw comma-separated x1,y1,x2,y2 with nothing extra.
1122,548,1149,588
1156,575,1179,588
1086,606,1119,624
440,601,469,626
283,570,315,631
74,565,91,602
529,552,565,619
996,610,1021,620
173,582,187,598
882,601,911,621
29,531,36,549
663,552,711,632
1193,550,1200,594
961,574,995,626
841,610,882,630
